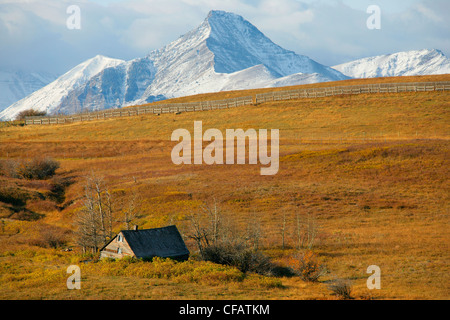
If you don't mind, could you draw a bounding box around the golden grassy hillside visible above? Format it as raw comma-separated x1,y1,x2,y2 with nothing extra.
0,75,449,300
137,74,450,106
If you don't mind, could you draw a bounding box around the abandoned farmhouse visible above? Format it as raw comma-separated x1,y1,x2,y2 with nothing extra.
99,225,190,261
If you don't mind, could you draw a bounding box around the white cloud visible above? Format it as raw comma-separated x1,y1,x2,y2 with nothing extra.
413,3,443,23
0,0,448,74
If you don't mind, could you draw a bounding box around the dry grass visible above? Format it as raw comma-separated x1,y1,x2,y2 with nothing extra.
0,75,448,299
134,74,450,106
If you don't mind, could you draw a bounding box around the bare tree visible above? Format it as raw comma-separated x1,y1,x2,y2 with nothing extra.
104,189,114,238
201,199,221,246
74,173,146,253
186,211,211,258
74,174,116,253
185,200,273,275
246,212,262,251
15,109,46,120
186,199,222,253
305,213,319,249
295,210,319,250
118,189,142,230
75,191,102,253
296,212,305,249
91,176,106,242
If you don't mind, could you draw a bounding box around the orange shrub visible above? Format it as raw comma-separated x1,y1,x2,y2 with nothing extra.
287,250,327,282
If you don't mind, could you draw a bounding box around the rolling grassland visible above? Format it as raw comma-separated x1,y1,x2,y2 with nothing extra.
0,75,448,299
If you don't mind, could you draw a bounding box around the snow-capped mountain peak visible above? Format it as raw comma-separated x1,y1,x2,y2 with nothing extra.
332,49,450,78
204,10,345,79
58,55,125,85
0,55,124,120
0,11,349,120
2,11,449,121
138,10,347,103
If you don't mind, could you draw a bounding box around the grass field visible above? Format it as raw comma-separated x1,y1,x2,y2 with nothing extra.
0,75,449,300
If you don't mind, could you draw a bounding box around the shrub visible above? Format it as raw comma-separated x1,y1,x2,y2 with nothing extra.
0,186,28,207
288,250,327,282
15,109,46,120
202,243,274,275
328,279,353,299
186,200,275,275
28,224,70,248
39,228,69,249
2,160,18,178
3,158,60,180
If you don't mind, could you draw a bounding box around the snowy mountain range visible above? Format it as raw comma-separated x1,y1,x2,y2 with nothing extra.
0,10,348,120
1,10,449,121
0,70,56,113
0,55,125,120
332,49,450,79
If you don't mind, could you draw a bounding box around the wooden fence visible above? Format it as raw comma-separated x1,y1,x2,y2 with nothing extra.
255,81,450,103
25,81,450,125
24,96,253,125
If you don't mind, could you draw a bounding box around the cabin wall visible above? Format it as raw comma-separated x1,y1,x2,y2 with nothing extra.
100,232,135,259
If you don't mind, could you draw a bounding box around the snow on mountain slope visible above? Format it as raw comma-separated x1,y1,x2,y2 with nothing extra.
219,65,276,92
0,70,56,112
56,57,155,114
0,55,125,120
0,10,348,120
3,13,450,121
332,49,450,78
151,64,276,98
263,72,335,88
139,10,347,103
205,11,346,80
1,11,350,119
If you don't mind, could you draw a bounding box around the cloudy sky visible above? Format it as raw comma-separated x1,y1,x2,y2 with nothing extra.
0,0,449,76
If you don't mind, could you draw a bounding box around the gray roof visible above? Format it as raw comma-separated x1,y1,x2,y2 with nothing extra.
121,225,189,259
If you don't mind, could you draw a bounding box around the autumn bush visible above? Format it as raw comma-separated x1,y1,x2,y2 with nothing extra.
0,186,29,207
3,158,60,180
288,250,327,282
15,109,46,120
28,224,71,249
186,200,276,275
202,243,274,275
328,279,353,299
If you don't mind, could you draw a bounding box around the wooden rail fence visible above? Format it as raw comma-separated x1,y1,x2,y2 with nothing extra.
25,81,450,125
24,96,253,125
255,81,450,103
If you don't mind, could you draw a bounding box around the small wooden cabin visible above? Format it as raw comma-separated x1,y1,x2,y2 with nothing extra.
99,225,189,261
